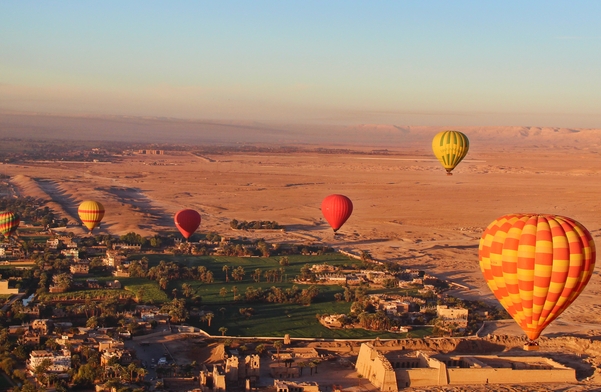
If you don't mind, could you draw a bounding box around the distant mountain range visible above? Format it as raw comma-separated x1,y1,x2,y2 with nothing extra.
1,111,599,148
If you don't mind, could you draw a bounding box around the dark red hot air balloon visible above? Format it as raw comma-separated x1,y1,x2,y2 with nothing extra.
174,209,201,240
321,194,353,232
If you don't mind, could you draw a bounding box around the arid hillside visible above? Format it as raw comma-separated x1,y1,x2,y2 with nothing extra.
2,111,601,147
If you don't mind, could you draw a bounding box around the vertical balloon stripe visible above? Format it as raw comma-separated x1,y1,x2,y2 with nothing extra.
479,214,595,341
538,220,569,325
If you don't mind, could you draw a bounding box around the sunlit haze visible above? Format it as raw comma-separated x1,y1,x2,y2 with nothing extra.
1,1,601,127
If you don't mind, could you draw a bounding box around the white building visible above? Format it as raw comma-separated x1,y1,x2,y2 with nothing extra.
28,350,71,373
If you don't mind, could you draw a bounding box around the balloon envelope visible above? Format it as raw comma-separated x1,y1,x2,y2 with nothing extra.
78,200,105,232
479,213,596,341
432,130,469,174
174,209,201,239
321,194,353,232
0,212,19,238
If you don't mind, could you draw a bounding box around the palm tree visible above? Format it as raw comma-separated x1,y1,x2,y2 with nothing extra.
135,287,145,303
273,340,283,361
219,327,228,336
181,283,193,298
311,359,321,374
222,265,230,282
255,344,266,356
159,277,169,290
127,363,137,382
298,361,307,376
205,312,214,327
137,367,147,382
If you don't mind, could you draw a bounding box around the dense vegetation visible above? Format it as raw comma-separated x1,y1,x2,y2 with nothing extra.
0,197,67,228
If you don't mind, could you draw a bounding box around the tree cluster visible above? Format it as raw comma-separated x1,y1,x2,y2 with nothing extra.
0,196,67,228
230,219,281,230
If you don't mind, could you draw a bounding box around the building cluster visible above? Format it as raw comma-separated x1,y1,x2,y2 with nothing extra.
6,301,184,386
320,293,469,335
310,264,399,286
0,243,24,259
309,264,446,291
136,149,165,155
198,352,260,391
9,320,131,382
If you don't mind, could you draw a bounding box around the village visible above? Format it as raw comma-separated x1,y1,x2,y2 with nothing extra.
0,195,579,392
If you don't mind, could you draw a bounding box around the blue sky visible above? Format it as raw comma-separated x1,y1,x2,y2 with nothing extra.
1,1,600,127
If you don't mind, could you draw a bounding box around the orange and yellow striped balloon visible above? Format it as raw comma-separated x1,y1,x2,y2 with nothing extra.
432,130,469,175
479,214,596,341
78,200,105,232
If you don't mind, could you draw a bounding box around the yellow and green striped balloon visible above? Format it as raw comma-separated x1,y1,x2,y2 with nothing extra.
432,130,469,175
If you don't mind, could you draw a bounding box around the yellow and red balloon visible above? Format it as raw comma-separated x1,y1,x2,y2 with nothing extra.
78,200,105,233
479,214,595,341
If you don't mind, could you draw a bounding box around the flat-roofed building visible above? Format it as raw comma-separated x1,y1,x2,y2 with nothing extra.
27,350,71,373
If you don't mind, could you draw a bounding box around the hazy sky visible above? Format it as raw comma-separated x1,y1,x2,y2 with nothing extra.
1,1,600,127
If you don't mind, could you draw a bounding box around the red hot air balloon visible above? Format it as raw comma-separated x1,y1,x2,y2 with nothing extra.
321,194,353,232
479,214,595,345
174,209,201,240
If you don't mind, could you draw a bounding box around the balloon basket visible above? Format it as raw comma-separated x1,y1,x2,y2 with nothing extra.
523,342,540,351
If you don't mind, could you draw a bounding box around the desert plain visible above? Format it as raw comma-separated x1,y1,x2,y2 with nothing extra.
3,126,601,340
2,123,601,389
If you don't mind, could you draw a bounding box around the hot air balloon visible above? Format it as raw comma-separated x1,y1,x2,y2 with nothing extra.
432,130,469,175
78,200,105,233
321,194,353,232
0,211,19,239
174,209,201,240
479,214,595,346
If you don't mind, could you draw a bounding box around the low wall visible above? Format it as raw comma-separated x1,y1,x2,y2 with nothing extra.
397,368,441,388
447,368,576,385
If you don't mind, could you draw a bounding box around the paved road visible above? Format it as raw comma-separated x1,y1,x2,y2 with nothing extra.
2,292,25,312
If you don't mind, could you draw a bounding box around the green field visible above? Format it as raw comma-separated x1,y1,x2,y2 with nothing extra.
121,277,170,303
127,253,426,339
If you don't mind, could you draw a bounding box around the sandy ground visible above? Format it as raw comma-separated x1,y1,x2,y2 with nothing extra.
4,146,601,337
